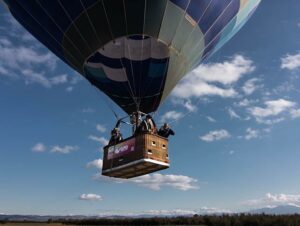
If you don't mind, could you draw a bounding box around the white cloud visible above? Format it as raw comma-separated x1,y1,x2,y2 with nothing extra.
70,74,83,84
245,128,260,140
20,70,69,88
0,45,57,72
198,207,232,214
50,145,79,154
171,99,197,112
66,86,73,92
96,124,106,133
0,65,9,76
281,52,300,70
145,209,197,216
82,108,95,113
235,98,259,107
49,74,68,85
242,78,262,95
200,129,231,142
207,116,216,122
173,80,237,99
160,111,183,123
290,109,300,119
79,193,102,201
86,159,103,170
189,55,255,85
145,207,232,216
228,108,241,119
229,150,235,155
88,135,109,146
94,173,198,191
182,100,197,112
31,142,46,152
0,38,12,46
245,193,300,207
22,69,51,88
172,55,254,99
249,99,296,119
256,117,285,125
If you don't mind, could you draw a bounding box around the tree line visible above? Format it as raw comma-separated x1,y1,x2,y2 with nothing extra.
59,214,300,226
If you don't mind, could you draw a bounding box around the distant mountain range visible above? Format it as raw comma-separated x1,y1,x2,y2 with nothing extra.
1,205,300,222
248,204,300,215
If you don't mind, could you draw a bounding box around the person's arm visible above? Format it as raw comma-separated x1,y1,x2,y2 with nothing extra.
169,129,175,136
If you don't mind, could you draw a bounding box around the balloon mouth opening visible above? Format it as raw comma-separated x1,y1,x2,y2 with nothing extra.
83,35,170,83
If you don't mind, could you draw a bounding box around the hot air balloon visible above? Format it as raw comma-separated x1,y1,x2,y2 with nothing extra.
3,0,261,178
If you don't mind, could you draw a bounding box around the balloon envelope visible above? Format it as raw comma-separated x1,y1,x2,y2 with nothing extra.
4,0,261,114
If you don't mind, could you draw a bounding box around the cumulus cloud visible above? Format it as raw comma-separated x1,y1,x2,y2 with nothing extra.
0,13,80,91
242,78,262,95
281,52,300,70
50,145,79,154
173,80,237,99
96,124,106,133
244,193,300,207
290,109,300,118
228,108,241,119
145,209,197,216
160,111,183,123
79,193,102,201
172,55,254,99
94,173,198,191
235,98,257,107
245,128,260,140
49,74,68,85
31,142,46,152
88,135,109,146
86,159,103,170
145,207,232,216
249,99,296,119
0,44,57,73
200,129,231,142
207,116,216,122
172,99,197,112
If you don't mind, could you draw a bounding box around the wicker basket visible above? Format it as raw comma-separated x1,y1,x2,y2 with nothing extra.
102,133,169,179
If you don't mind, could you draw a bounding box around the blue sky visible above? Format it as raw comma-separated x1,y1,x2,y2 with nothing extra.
1,0,300,216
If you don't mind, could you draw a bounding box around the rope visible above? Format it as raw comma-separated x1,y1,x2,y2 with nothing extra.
102,0,139,110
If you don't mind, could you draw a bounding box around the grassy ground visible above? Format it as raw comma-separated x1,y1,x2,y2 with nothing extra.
2,224,66,226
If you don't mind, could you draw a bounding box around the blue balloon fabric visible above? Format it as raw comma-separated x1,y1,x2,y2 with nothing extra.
4,0,261,114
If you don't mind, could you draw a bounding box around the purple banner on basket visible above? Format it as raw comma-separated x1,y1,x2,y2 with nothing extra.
107,138,135,160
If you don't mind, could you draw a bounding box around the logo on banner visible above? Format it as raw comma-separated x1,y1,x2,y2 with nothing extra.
107,138,135,160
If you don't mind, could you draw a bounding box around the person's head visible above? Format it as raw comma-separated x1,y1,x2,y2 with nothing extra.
146,115,152,121
112,127,119,134
163,123,169,128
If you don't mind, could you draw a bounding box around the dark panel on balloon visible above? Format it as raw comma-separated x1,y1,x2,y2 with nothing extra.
72,13,102,53
102,0,127,38
37,0,72,31
187,0,212,22
63,24,93,64
85,1,113,47
144,0,168,38
14,1,65,44
203,0,240,58
170,0,190,10
123,0,145,35
198,0,233,33
58,0,97,21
